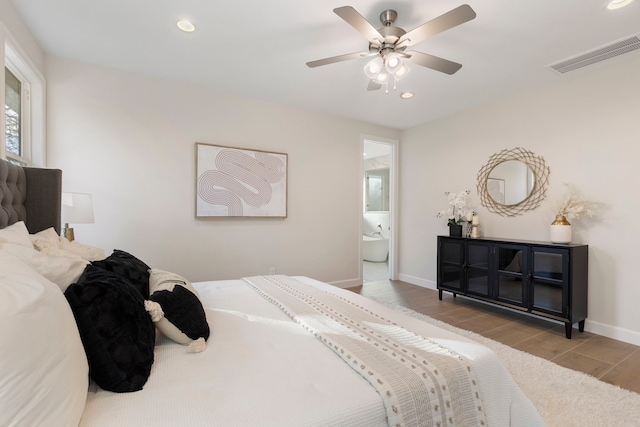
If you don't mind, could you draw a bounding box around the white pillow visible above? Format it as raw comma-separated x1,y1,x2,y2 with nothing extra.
149,268,200,296
0,242,89,291
31,227,107,261
59,237,107,261
0,251,88,427
0,221,33,248
30,227,62,255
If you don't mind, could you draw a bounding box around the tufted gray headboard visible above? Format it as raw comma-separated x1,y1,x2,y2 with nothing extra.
0,158,62,234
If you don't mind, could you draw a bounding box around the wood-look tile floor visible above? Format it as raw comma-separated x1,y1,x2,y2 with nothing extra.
348,279,640,394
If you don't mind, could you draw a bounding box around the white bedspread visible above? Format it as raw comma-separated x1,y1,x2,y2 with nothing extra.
79,276,543,427
244,275,486,427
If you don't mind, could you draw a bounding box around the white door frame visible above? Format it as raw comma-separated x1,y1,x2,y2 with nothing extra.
360,135,399,282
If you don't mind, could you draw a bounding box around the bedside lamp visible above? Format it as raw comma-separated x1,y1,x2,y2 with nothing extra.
61,192,94,241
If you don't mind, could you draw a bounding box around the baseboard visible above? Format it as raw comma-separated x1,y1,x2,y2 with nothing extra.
330,275,436,291
585,319,640,347
328,277,361,289
397,273,437,290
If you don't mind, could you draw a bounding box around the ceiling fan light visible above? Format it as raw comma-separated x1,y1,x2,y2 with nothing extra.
364,57,384,79
393,63,411,80
373,71,389,84
385,53,404,73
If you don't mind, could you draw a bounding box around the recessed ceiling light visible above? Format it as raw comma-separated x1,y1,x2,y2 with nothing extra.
400,92,414,99
177,20,195,32
607,0,633,9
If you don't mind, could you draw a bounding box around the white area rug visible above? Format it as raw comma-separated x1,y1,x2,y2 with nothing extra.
380,301,640,427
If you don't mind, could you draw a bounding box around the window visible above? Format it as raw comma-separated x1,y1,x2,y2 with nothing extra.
2,24,45,166
5,67,25,162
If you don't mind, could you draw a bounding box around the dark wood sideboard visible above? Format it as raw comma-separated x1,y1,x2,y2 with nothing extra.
437,236,588,339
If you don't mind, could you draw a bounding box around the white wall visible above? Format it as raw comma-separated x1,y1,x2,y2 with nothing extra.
0,0,44,73
398,53,640,345
45,56,400,287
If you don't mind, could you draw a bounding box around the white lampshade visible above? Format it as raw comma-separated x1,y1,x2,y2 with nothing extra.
393,63,411,80
62,193,94,224
373,70,389,84
364,57,384,80
385,53,403,74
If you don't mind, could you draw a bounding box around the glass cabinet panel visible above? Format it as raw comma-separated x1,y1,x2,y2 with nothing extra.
467,243,490,296
496,246,526,305
531,250,565,314
497,274,523,304
533,251,564,280
468,244,489,268
439,239,463,292
467,269,489,295
497,247,524,273
441,240,461,264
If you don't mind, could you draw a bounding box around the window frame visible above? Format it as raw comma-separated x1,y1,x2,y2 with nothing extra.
5,62,31,165
1,23,46,167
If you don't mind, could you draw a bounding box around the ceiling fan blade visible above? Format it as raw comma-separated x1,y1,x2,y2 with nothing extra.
306,51,370,68
333,6,384,44
397,4,476,48
404,51,463,75
367,80,382,91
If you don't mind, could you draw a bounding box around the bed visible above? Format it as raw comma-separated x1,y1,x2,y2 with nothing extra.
0,159,544,427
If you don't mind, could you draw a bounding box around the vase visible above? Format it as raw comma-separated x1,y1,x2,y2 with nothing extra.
464,222,472,238
449,224,463,237
550,215,572,244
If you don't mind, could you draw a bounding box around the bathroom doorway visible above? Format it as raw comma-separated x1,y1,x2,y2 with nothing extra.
361,137,398,283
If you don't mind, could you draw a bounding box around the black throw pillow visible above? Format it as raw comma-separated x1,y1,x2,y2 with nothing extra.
91,249,151,298
64,265,155,393
149,285,211,341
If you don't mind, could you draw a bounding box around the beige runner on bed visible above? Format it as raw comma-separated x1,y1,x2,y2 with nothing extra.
243,275,487,427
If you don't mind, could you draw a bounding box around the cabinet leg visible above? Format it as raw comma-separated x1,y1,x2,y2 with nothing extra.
452,293,457,298
438,290,458,300
565,323,572,339
578,320,585,332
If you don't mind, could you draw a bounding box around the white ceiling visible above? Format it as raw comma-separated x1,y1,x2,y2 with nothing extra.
10,0,640,129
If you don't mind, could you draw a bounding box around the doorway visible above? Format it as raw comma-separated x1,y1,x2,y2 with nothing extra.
361,137,398,283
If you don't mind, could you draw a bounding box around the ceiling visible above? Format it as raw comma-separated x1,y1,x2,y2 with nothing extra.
10,0,640,130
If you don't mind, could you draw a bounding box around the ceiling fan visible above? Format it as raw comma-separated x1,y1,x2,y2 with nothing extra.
306,4,476,91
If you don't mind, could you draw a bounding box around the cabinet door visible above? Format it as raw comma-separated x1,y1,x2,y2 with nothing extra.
466,241,491,297
495,244,527,306
437,238,464,293
530,248,568,316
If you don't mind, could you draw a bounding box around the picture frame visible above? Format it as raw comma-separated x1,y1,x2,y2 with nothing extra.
196,142,288,217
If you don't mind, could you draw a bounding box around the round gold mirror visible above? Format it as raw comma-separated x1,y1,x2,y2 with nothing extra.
477,147,549,217
487,160,535,205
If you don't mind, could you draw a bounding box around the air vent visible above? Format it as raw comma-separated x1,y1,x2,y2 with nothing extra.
547,34,640,74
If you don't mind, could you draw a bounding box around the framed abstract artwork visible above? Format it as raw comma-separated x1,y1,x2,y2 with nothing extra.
196,143,288,217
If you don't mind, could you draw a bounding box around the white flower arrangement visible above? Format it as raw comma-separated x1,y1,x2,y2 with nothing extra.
437,190,472,226
550,183,600,220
